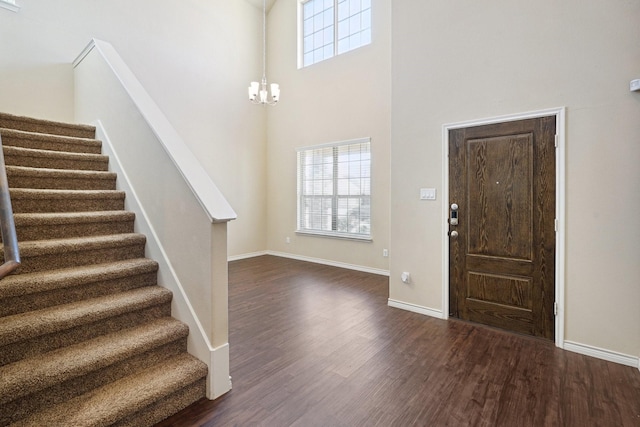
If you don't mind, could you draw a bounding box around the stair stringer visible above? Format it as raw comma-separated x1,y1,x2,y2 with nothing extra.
95,122,231,400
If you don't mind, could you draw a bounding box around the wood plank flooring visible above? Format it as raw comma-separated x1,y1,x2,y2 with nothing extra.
155,255,640,427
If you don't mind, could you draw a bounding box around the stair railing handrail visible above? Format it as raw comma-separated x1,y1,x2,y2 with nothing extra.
0,132,20,279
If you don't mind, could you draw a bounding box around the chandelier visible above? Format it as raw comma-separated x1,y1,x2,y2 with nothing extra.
248,0,280,105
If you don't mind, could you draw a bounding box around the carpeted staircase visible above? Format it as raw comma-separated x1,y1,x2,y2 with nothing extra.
0,112,207,426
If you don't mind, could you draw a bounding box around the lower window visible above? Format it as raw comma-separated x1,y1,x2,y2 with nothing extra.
297,138,371,240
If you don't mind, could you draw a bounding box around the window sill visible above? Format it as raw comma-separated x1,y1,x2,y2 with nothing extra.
296,230,372,242
0,0,19,12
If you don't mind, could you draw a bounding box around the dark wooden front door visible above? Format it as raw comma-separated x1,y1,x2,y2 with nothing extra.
449,116,556,340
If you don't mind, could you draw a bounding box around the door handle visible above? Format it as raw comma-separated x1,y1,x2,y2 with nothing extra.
450,230,459,238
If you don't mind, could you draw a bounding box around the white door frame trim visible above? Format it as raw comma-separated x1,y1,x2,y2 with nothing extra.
441,107,566,348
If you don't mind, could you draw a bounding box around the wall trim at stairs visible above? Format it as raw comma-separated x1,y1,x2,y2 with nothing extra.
95,121,231,399
74,39,236,224
563,340,640,369
210,342,232,393
74,39,235,400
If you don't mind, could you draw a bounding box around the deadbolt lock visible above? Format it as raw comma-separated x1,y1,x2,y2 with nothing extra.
450,203,459,226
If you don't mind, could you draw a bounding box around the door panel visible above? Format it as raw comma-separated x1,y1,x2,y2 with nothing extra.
466,272,532,309
449,116,556,340
466,134,533,260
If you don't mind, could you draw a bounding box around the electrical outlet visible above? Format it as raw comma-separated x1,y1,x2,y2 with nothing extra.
286,237,290,244
383,249,389,257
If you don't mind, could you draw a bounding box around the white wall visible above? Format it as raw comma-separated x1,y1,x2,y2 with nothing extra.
391,0,640,359
0,0,267,257
0,4,74,121
265,0,391,273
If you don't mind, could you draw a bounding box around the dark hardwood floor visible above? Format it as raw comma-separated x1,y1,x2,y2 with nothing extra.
156,255,640,427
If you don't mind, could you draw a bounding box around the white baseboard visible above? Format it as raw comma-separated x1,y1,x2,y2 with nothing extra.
230,250,389,276
208,343,232,399
564,340,639,368
266,251,390,276
388,298,445,319
228,251,268,262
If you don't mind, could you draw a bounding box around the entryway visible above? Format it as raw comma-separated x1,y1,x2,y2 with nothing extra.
446,113,560,341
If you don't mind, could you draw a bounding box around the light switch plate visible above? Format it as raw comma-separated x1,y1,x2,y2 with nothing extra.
420,188,436,200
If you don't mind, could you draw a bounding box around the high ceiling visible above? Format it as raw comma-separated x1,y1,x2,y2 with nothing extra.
245,0,277,12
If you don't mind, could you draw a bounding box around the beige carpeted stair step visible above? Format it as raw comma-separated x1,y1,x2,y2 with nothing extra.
5,211,136,242
0,112,95,139
0,286,172,366
0,112,208,425
9,188,125,213
0,128,102,155
0,258,158,317
6,165,117,190
0,317,189,425
3,233,146,274
8,353,207,427
3,145,109,171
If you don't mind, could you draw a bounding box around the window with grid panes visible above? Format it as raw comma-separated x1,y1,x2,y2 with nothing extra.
297,138,371,239
300,0,372,68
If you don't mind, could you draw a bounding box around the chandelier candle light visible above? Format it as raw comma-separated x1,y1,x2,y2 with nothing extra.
248,0,280,105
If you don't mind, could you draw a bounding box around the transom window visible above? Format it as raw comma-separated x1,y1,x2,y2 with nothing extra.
300,0,372,68
297,138,371,240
